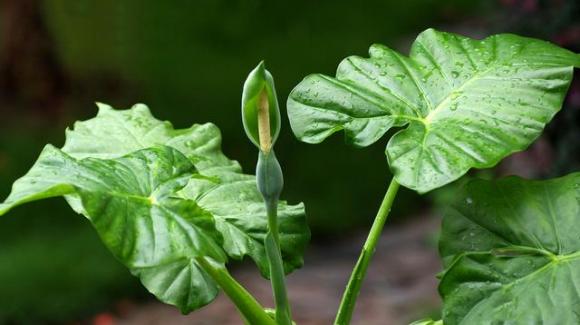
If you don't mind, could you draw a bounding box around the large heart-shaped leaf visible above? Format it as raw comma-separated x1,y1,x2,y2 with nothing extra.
60,103,309,276
0,104,310,312
439,173,580,324
0,145,226,313
287,28,580,193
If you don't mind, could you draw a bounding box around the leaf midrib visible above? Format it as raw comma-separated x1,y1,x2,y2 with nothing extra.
422,40,530,125
423,65,494,124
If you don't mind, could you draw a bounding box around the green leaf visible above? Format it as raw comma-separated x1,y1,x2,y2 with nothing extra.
438,173,580,324
62,102,240,174
287,28,580,193
61,103,309,276
0,104,309,311
179,170,308,277
0,145,226,313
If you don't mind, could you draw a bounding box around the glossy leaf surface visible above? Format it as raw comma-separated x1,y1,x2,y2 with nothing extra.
61,103,240,174
62,103,309,276
439,173,580,324
179,169,306,276
0,104,309,312
0,145,225,312
288,29,580,192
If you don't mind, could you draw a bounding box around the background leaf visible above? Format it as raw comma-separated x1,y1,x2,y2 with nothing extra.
438,173,580,324
0,104,310,312
61,103,240,174
0,145,226,313
287,28,580,193
62,104,310,275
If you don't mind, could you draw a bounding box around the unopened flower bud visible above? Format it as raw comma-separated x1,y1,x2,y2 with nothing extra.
242,61,281,153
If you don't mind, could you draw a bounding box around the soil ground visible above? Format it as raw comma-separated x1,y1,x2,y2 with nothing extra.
110,215,441,325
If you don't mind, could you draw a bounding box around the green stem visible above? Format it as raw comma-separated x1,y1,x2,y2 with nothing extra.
196,257,276,325
256,151,293,325
265,199,293,325
334,178,400,325
267,200,280,243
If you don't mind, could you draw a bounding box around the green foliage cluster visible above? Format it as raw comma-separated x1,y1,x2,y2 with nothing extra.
287,29,580,324
2,28,580,324
1,104,309,316
40,0,483,235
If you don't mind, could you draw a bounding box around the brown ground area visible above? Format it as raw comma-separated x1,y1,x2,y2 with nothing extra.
113,216,441,325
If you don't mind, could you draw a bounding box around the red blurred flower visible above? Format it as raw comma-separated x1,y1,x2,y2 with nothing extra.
93,313,115,325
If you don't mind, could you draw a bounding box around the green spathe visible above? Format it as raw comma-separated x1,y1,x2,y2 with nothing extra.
439,173,580,324
242,61,282,150
287,28,580,193
245,64,293,324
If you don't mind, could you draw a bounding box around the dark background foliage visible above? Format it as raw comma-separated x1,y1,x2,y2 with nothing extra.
0,0,578,323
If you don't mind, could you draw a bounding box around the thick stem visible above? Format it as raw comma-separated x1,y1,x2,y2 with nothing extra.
256,150,292,325
267,199,280,243
255,76,291,324
334,178,400,325
265,199,292,325
196,257,276,325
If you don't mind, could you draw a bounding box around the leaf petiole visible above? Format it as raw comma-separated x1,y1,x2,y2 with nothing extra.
265,198,293,325
196,257,276,325
334,178,400,325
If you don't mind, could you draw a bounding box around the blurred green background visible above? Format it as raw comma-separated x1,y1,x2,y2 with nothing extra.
0,0,578,323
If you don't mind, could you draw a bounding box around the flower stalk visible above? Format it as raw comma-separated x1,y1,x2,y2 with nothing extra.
243,61,292,325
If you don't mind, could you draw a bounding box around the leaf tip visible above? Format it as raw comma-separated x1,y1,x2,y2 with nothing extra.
368,43,390,57
95,102,113,114
257,59,266,72
131,103,152,114
418,27,442,39
242,61,281,151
